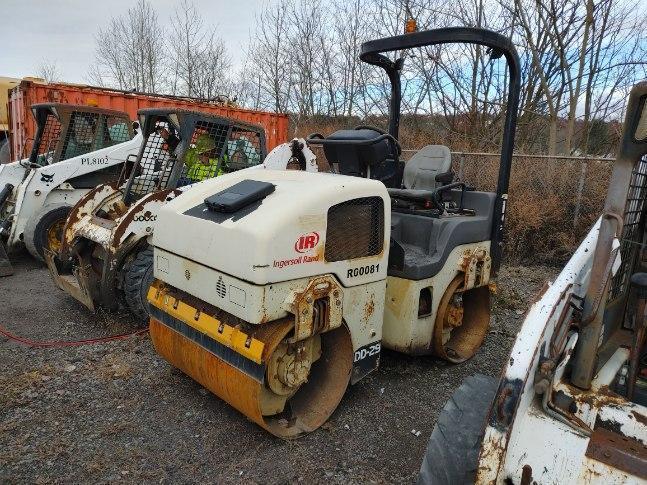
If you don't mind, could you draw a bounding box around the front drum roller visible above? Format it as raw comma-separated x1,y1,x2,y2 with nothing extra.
432,275,490,363
149,311,353,439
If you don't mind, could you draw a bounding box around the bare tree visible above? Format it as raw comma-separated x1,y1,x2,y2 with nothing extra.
168,0,231,99
83,0,646,156
245,1,295,113
36,59,60,82
191,36,232,100
90,0,166,92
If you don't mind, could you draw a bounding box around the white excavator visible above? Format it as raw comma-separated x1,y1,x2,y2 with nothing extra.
0,103,138,275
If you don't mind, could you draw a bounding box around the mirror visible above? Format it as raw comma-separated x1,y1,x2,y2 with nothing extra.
635,97,647,141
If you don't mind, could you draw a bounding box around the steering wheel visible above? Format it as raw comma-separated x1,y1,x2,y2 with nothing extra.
430,182,469,215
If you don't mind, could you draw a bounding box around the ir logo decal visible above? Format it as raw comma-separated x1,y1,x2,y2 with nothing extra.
294,232,320,253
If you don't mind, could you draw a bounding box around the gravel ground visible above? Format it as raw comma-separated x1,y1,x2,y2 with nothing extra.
0,251,557,484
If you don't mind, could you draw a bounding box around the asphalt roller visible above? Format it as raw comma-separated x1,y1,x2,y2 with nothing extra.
147,27,520,438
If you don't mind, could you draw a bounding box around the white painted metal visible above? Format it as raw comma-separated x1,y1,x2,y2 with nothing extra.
382,241,491,352
153,169,391,287
153,246,385,356
0,133,142,249
476,218,647,484
262,138,318,172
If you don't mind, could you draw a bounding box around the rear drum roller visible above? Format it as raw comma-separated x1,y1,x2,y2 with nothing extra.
149,316,353,438
432,275,490,363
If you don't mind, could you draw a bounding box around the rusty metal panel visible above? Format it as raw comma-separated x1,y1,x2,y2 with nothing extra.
585,426,647,480
8,80,289,160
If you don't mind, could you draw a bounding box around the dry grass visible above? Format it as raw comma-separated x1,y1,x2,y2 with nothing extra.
292,117,612,266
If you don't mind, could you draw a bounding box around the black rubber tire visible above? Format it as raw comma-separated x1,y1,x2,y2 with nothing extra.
418,374,498,485
123,246,155,323
23,203,72,262
0,138,10,164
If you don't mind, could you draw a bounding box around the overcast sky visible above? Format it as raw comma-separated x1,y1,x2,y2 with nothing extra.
1,0,265,83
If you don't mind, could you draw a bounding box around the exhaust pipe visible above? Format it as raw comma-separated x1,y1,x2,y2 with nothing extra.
0,183,15,277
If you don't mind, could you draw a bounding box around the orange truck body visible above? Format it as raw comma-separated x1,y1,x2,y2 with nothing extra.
7,79,289,160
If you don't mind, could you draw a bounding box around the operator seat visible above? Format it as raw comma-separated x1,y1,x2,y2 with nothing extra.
387,145,453,204
402,145,452,190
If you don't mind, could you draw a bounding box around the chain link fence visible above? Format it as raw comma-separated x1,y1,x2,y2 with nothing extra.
403,149,614,264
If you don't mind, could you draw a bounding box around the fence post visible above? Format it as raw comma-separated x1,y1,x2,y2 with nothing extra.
458,152,465,180
573,159,588,227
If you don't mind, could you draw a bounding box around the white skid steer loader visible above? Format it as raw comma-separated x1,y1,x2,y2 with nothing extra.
419,81,647,484
145,27,521,438
0,103,137,275
46,107,316,321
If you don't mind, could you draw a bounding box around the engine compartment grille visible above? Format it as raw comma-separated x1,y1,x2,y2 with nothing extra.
325,196,384,262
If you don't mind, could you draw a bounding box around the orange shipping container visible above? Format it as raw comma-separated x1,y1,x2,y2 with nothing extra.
7,80,289,160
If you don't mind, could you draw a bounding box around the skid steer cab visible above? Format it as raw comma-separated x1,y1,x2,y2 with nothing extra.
45,108,273,321
420,82,647,485
0,103,136,275
146,26,520,438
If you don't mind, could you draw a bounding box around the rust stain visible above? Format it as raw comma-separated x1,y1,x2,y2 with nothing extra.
568,384,627,408
520,464,533,485
585,426,647,479
384,277,413,318
112,189,174,246
631,410,647,426
477,434,508,481
60,183,118,252
364,298,375,322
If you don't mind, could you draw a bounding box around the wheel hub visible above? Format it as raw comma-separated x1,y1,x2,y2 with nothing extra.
267,336,321,396
46,218,66,253
442,293,464,345
433,275,491,363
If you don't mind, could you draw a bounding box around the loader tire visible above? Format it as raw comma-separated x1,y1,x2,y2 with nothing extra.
23,203,72,262
124,246,155,323
0,139,9,164
418,374,498,485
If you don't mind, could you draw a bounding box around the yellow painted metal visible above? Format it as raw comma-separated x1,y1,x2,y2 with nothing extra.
147,282,264,364
147,280,354,439
45,218,66,254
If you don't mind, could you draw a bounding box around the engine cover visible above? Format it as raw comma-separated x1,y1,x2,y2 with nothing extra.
152,170,390,287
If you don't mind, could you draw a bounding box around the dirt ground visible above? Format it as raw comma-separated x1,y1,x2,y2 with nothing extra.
0,252,557,484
